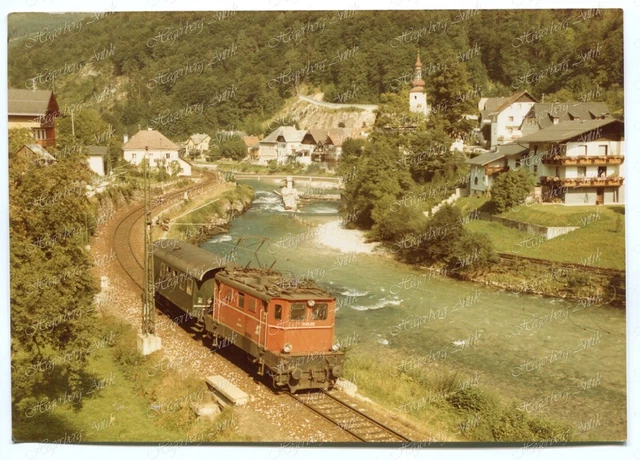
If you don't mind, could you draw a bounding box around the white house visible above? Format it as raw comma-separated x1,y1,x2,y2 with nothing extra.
185,133,211,159
87,145,107,176
257,126,307,165
122,128,191,176
467,143,528,196
479,90,538,148
518,118,624,205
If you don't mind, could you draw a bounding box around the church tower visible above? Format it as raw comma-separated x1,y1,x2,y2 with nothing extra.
409,52,429,116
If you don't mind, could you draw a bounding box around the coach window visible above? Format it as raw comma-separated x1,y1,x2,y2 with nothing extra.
238,292,245,309
291,303,306,321
310,303,328,320
275,304,282,320
186,278,193,295
179,273,186,291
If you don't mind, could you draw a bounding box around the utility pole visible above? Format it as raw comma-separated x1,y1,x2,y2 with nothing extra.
137,145,162,355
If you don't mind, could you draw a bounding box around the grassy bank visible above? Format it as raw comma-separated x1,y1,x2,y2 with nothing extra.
13,313,246,443
455,198,625,270
154,183,255,244
212,161,335,176
344,348,574,442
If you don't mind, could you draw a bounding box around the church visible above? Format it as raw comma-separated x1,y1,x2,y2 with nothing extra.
409,53,430,117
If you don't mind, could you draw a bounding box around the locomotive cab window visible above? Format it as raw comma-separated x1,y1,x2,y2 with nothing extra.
291,303,306,320
179,274,186,291
310,303,328,320
238,292,244,309
247,297,256,312
275,304,282,320
186,278,193,295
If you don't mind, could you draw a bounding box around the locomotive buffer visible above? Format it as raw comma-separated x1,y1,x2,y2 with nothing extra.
137,145,162,355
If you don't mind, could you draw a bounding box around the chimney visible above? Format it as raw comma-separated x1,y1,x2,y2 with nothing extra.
123,134,129,144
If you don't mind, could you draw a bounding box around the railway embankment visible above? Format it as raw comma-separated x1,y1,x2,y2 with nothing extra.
155,182,255,244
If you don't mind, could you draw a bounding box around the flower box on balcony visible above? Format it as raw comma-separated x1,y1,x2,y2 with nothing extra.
564,158,578,165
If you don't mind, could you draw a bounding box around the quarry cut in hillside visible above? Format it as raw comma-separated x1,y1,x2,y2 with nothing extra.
267,94,378,135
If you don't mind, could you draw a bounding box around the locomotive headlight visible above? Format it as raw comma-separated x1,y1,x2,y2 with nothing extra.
331,343,340,352
307,300,315,307
283,343,293,353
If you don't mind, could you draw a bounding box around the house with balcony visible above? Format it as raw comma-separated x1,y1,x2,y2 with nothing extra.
467,143,529,196
8,89,60,148
257,126,307,165
478,90,538,148
122,128,191,176
520,101,611,137
518,118,624,205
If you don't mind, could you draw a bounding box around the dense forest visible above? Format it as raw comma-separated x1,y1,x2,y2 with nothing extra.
8,9,624,142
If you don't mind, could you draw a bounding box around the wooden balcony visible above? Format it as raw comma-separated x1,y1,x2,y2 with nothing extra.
540,176,625,187
542,155,624,166
485,166,509,175
36,138,56,148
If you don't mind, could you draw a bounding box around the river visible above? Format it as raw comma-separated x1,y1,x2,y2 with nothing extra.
201,178,626,441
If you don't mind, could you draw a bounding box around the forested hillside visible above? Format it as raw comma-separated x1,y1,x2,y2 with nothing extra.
8,9,623,140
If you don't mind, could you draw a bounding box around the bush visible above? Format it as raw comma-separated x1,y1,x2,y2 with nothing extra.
449,232,499,272
489,169,536,214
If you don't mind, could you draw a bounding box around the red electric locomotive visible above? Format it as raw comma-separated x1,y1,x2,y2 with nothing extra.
153,239,344,393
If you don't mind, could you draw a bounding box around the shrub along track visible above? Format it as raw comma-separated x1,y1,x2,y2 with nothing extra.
106,172,418,443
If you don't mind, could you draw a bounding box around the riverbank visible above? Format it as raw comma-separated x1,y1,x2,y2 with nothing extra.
316,218,625,308
154,182,255,244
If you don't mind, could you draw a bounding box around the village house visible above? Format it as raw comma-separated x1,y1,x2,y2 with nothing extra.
478,90,538,148
518,118,624,205
257,126,307,165
184,133,211,159
122,128,192,176
15,144,57,166
243,136,260,160
8,89,60,148
467,143,529,196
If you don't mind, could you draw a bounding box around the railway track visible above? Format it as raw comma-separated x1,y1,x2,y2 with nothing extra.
291,391,412,443
110,170,414,443
113,170,219,290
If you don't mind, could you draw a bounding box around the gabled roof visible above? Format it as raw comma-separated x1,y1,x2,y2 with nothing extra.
122,128,179,150
16,144,57,163
87,145,108,156
261,126,307,144
8,89,58,116
304,128,328,144
496,143,529,156
467,151,505,166
491,90,538,115
466,143,528,166
189,133,210,144
243,136,260,148
522,102,611,130
326,128,350,146
516,119,623,144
